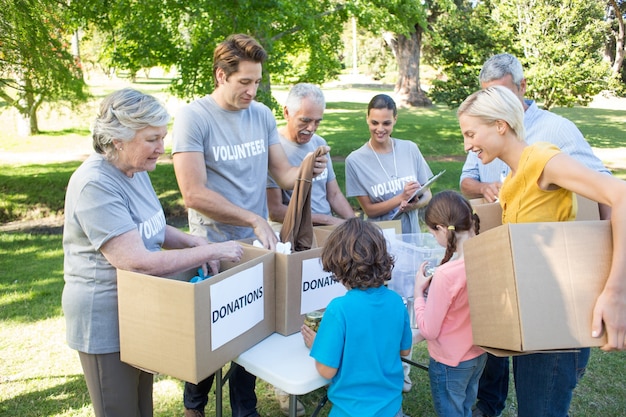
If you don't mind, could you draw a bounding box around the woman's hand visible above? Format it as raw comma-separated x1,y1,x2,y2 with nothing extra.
592,285,626,351
301,324,317,349
205,241,244,275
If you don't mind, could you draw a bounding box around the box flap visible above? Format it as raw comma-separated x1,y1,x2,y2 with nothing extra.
465,225,523,351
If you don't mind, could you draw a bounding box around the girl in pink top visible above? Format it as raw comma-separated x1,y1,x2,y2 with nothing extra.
414,190,486,417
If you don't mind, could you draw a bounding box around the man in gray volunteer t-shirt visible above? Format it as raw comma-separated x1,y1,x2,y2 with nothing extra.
172,34,329,417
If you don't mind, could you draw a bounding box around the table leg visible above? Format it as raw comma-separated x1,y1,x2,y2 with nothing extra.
289,394,297,417
215,368,223,417
401,356,429,372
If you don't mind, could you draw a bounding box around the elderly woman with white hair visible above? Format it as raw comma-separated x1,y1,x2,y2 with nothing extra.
62,88,243,417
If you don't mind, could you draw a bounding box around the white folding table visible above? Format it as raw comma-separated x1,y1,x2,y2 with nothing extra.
233,332,330,417
215,331,427,417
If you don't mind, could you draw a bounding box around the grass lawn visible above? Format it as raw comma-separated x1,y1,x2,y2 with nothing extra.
1,75,626,416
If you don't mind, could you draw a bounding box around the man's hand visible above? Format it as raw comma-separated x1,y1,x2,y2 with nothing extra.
479,181,503,203
312,146,331,177
252,216,279,251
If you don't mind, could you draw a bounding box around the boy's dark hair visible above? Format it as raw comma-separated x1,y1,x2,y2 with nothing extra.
213,34,267,87
424,190,480,264
321,217,394,289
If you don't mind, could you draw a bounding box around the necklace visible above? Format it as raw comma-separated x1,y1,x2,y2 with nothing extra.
368,139,398,181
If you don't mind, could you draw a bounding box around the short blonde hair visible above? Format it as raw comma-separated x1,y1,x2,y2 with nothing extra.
457,85,525,141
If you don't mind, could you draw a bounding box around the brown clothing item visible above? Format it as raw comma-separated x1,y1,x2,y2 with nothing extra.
279,146,326,252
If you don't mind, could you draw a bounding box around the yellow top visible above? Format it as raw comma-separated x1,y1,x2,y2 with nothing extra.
500,142,577,224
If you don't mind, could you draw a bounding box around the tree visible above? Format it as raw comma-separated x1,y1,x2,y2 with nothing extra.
497,0,609,109
0,0,88,135
74,0,348,113
424,0,517,107
424,0,610,109
348,0,435,107
605,0,626,93
607,0,625,75
75,0,454,109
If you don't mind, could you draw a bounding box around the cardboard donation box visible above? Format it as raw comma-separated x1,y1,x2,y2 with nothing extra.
275,228,346,336
470,194,600,233
464,220,611,353
117,246,275,384
387,234,445,298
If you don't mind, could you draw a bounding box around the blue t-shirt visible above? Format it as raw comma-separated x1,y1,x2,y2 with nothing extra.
310,286,412,417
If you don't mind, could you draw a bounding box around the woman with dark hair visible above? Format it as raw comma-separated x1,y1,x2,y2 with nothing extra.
345,94,433,234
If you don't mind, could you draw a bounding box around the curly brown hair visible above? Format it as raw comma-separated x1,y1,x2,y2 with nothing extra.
321,218,394,289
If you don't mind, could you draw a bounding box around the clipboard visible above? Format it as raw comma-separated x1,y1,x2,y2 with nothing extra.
392,170,446,220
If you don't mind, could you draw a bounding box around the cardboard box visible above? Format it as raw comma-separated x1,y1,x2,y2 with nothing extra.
470,194,600,233
464,220,611,353
387,233,446,298
274,221,403,336
117,245,275,384
275,228,346,335
469,198,504,232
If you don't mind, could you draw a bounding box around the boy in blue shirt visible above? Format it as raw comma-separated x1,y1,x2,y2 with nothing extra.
301,218,413,417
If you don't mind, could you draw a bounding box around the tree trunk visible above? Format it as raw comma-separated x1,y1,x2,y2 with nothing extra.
609,0,625,74
387,24,432,108
15,78,40,136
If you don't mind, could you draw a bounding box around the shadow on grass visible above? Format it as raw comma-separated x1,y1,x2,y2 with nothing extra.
0,233,64,323
0,162,79,223
552,107,626,149
0,161,186,224
0,374,90,417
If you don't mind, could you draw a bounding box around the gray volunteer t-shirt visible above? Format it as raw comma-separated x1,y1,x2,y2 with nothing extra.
345,138,432,234
62,153,166,353
267,133,335,216
172,95,279,241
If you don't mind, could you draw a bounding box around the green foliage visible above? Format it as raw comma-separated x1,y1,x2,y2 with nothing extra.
425,0,517,107
76,0,350,113
425,0,612,109
497,0,611,109
0,0,89,133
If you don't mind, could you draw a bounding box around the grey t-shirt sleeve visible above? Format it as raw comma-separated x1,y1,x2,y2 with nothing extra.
74,180,138,251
